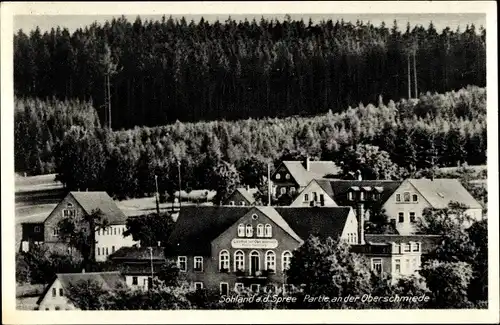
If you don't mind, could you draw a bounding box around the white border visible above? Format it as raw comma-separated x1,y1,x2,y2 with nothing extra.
1,1,498,324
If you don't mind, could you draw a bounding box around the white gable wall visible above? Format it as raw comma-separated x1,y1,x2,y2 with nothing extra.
340,209,359,244
38,279,77,311
290,181,337,207
95,224,138,262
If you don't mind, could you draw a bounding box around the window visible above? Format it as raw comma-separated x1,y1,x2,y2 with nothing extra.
275,173,281,180
177,256,187,272
304,194,309,202
372,193,379,201
194,256,203,272
237,224,245,237
396,194,401,202
390,218,396,226
398,212,404,223
394,243,401,254
282,251,292,271
409,212,416,223
412,194,418,202
285,173,291,179
280,187,286,195
290,187,296,194
114,228,117,235
143,278,148,287
52,288,56,297
371,258,383,274
264,284,277,293
319,194,324,204
251,214,259,220
256,224,264,237
34,226,40,233
250,284,260,292
312,192,318,201
55,306,61,310
53,227,59,236
360,191,365,201
59,288,64,296
405,258,410,273
97,247,100,256
230,201,235,206
394,259,401,274
45,308,49,310
132,276,138,285
219,250,230,271
265,251,276,272
234,250,245,271
112,246,115,253
348,191,354,201
63,209,76,217
105,247,109,256
240,201,246,206
234,283,244,293
412,242,420,252
264,224,272,237
404,243,411,252
194,282,203,291
245,224,253,237
220,282,229,296
403,192,410,202
411,258,417,272
67,203,74,208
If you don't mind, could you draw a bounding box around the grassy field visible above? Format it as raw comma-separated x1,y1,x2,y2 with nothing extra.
15,173,63,193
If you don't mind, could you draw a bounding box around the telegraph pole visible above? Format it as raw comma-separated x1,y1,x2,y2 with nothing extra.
178,160,182,210
267,162,271,206
154,175,160,215
148,246,154,291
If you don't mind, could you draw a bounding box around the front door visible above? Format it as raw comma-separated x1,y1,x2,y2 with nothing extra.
250,255,259,275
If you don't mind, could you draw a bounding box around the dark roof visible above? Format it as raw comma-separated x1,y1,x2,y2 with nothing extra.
280,161,341,187
364,234,442,254
236,188,260,204
274,207,352,241
109,246,165,261
118,263,165,275
69,191,127,225
167,206,252,256
315,179,402,206
166,206,353,256
37,271,126,304
408,179,482,209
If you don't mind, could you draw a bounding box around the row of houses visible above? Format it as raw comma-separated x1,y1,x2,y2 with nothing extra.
22,158,483,310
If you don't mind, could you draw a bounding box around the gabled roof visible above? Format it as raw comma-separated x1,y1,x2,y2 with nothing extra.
280,161,341,187
109,246,165,261
314,179,402,206
408,179,483,209
167,206,252,256
69,191,127,225
37,271,126,305
166,206,353,256
255,207,303,244
274,207,353,240
234,187,260,204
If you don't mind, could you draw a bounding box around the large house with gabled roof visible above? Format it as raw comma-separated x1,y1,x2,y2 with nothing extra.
383,178,483,235
270,158,341,198
21,191,137,261
165,205,358,294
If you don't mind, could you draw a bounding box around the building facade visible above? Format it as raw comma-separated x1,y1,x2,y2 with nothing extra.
383,179,483,235
21,191,137,261
223,187,260,206
166,206,357,294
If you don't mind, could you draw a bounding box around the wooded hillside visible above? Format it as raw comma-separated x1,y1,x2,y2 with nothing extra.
14,16,486,129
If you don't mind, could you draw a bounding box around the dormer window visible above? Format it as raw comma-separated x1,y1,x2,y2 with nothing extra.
275,174,281,180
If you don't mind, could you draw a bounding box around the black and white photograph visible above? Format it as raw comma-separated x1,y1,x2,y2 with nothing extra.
1,1,498,323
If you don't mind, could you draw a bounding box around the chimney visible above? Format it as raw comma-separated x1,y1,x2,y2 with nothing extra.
357,203,365,245
357,170,362,181
246,185,250,191
157,241,161,247
305,157,310,171
82,268,85,274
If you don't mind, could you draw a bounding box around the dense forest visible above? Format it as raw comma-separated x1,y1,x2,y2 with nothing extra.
15,86,487,200
14,16,486,129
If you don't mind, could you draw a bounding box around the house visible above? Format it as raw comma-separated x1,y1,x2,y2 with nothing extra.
290,179,401,217
109,245,166,291
36,271,126,310
351,234,442,282
270,158,341,198
383,179,483,235
165,205,358,294
20,191,137,261
223,187,261,206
